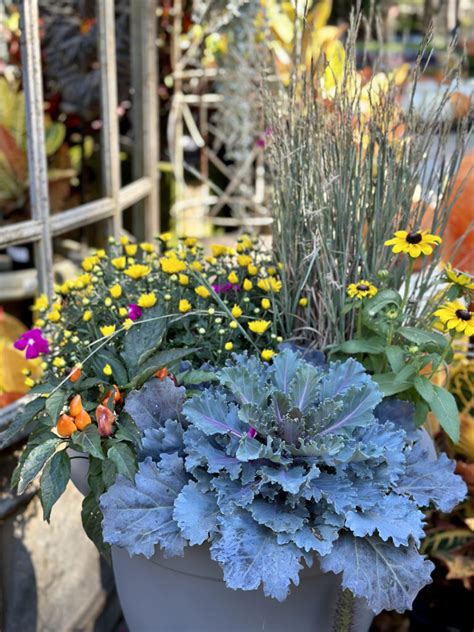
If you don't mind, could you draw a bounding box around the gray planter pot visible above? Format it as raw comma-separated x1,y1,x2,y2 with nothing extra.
68,450,373,631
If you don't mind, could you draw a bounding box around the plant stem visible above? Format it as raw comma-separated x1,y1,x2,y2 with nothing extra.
356,304,363,338
401,258,414,314
332,588,355,632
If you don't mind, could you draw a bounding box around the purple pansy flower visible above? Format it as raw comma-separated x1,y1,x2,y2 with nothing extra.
128,304,143,321
14,328,49,359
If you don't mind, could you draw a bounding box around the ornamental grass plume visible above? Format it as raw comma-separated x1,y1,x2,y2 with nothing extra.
263,12,469,348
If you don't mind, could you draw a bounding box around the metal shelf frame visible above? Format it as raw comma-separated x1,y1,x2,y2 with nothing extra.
0,0,159,432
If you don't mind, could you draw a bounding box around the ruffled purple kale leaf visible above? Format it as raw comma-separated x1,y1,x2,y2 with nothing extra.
101,348,466,612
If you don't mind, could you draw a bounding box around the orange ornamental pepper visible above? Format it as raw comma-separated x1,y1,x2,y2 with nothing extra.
102,385,122,406
75,408,92,431
69,367,82,383
56,414,77,437
154,367,169,380
96,404,115,437
69,394,83,417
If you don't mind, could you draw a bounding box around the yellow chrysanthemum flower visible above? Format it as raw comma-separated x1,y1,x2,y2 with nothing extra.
59,280,73,295
224,342,234,351
125,244,138,256
159,232,173,242
267,267,277,276
261,298,271,310
109,284,122,298
24,377,35,388
100,325,116,337
111,256,127,270
191,261,203,272
33,294,49,312
195,286,211,299
205,256,217,265
47,310,61,323
160,256,186,274
434,301,474,336
257,277,282,293
120,235,129,245
231,305,243,318
82,255,99,271
96,249,107,259
444,264,474,290
140,242,155,253
229,320,239,330
211,244,229,257
237,254,252,267
243,279,253,291
179,299,192,313
74,273,92,289
103,363,113,376
261,349,276,361
35,319,45,328
119,307,128,317
105,297,112,307
52,357,66,368
247,264,258,276
138,292,157,308
299,297,308,307
123,318,134,330
184,237,198,247
228,271,239,285
238,235,253,250
125,264,151,280
83,310,92,322
248,320,271,334
347,281,378,300
179,274,189,286
384,230,442,258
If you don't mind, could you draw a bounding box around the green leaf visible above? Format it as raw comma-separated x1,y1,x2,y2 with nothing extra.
385,346,405,373
414,379,460,443
17,438,61,494
70,425,105,460
89,350,129,388
414,399,430,427
398,327,448,351
107,443,137,481
81,493,111,561
39,450,71,521
335,338,385,355
87,456,106,497
114,412,142,447
177,369,219,386
121,305,167,368
341,303,354,315
394,364,417,385
45,390,68,424
372,373,413,396
127,347,198,389
364,289,401,317
101,459,117,488
0,396,47,448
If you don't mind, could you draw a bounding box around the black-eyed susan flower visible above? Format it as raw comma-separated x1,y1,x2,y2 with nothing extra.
384,230,442,258
195,285,211,299
444,264,474,290
261,349,276,361
124,264,151,280
347,281,378,300
138,292,157,308
434,301,474,336
248,320,271,334
179,299,192,313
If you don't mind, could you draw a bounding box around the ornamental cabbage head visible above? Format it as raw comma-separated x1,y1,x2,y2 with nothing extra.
100,348,466,613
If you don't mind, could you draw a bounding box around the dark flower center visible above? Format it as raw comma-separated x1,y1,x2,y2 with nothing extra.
455,309,471,321
357,284,369,291
406,231,422,244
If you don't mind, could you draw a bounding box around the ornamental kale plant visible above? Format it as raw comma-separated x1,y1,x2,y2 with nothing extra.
100,348,466,614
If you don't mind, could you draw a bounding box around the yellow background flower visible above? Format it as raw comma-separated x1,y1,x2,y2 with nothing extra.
138,292,157,308
125,264,151,279
109,284,122,298
100,325,116,337
195,286,211,299
111,256,126,269
179,299,192,313
248,320,271,334
231,305,243,318
261,349,276,361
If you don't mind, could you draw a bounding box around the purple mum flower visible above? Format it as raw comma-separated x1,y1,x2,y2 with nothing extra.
128,303,143,321
247,427,257,439
212,282,241,294
14,328,49,359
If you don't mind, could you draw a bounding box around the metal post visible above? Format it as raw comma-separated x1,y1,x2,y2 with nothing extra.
20,0,54,298
97,0,122,237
